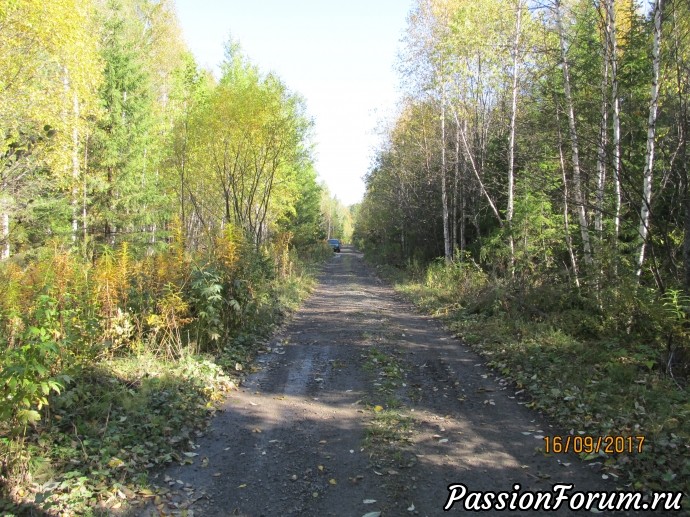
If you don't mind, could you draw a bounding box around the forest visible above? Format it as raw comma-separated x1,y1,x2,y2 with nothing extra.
0,0,354,512
355,0,689,501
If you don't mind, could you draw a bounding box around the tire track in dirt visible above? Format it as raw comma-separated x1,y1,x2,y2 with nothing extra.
141,247,648,516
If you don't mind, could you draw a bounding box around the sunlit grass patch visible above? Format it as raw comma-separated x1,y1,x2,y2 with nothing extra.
363,346,404,395
364,408,413,448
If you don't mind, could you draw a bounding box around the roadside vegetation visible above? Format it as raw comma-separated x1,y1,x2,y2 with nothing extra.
355,0,690,502
369,260,689,498
0,236,331,515
0,0,348,514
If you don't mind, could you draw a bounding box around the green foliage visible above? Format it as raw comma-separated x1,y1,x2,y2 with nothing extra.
1,354,233,514
176,41,314,250
0,296,68,430
285,167,326,247
189,266,226,348
0,0,328,512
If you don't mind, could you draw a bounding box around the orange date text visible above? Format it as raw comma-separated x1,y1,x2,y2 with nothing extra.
542,435,645,455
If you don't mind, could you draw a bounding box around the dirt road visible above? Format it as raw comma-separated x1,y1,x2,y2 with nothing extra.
144,247,627,516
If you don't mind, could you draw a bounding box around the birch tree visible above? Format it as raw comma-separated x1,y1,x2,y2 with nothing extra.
553,0,593,266
0,0,101,258
636,0,663,277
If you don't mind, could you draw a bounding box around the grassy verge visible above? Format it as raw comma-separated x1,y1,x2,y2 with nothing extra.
370,260,689,500
1,355,232,515
361,343,417,488
0,247,328,516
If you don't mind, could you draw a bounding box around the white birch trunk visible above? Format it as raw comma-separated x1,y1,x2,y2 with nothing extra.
72,90,80,243
507,0,523,273
440,85,452,262
605,0,622,242
556,105,579,287
1,203,9,260
594,53,608,237
454,110,503,225
452,117,460,252
636,0,663,277
555,0,593,266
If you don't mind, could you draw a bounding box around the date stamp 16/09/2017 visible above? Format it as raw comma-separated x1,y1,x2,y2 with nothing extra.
542,434,645,454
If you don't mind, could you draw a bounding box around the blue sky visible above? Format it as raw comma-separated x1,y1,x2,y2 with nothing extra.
173,0,414,206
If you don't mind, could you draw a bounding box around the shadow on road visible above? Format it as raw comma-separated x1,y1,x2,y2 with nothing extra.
143,247,652,516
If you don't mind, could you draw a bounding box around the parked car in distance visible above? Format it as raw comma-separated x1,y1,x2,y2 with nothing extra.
327,238,341,252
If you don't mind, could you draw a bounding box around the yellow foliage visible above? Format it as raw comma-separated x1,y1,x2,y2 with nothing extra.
215,224,245,275
94,244,132,322
0,0,102,176
273,231,293,279
151,286,193,359
615,0,636,52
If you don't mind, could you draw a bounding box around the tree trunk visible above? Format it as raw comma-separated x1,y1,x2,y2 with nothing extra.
605,0,622,244
556,104,580,288
594,45,608,238
83,133,89,250
664,1,690,290
455,110,503,225
460,120,467,253
440,86,452,262
1,200,9,260
507,0,523,275
452,117,460,253
71,89,80,244
636,0,663,277
684,154,690,290
555,0,593,266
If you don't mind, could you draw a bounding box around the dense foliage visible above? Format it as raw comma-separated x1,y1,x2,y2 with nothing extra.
0,0,337,511
355,0,690,497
